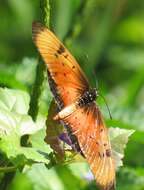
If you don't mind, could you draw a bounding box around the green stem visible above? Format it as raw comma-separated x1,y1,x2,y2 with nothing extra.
0,172,16,190
28,59,46,121
40,0,50,27
0,166,17,173
28,0,50,121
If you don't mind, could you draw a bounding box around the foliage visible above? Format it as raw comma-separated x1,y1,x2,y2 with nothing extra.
0,88,50,166
0,0,144,190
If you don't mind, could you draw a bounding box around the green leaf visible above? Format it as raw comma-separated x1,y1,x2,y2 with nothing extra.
26,163,85,190
30,127,52,159
0,108,48,165
26,164,65,190
8,172,33,190
0,88,29,114
0,88,50,166
109,127,135,169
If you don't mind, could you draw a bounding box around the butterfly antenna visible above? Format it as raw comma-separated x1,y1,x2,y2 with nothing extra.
90,66,111,119
99,93,112,120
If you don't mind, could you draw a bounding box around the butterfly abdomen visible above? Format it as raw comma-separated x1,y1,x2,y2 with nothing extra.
77,88,98,107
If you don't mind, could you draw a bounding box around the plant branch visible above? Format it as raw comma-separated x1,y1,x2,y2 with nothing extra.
0,166,18,173
28,0,50,121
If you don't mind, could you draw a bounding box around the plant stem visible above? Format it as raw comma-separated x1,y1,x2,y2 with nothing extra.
40,0,50,27
0,172,16,190
0,166,17,173
28,0,50,121
28,59,46,121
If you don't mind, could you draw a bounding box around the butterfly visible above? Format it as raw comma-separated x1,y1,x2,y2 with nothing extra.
32,22,115,190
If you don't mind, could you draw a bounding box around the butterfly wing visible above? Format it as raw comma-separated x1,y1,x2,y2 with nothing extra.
62,103,115,190
32,22,115,189
32,22,89,109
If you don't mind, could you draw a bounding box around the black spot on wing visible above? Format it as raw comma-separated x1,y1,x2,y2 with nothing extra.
64,54,68,58
54,53,58,58
106,149,111,157
100,128,104,132
57,44,65,55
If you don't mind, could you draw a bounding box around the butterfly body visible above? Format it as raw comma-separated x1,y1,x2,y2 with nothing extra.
32,22,116,190
77,88,98,107
54,88,98,120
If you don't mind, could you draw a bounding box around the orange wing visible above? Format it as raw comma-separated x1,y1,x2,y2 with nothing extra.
32,22,115,189
62,103,115,190
32,22,89,109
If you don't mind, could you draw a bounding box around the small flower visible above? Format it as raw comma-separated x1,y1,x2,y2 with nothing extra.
59,132,73,146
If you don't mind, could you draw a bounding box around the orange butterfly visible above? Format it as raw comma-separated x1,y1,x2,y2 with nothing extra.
32,22,116,190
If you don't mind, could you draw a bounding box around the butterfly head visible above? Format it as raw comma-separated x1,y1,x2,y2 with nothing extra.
77,88,99,107
88,88,99,102
93,88,99,99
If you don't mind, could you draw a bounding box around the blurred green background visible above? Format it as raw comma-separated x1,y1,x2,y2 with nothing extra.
0,0,144,190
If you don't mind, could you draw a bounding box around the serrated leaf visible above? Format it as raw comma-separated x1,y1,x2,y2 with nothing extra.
0,88,50,165
0,109,48,165
109,127,135,168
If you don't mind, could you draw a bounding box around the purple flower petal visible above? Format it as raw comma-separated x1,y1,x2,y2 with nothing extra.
59,132,72,146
